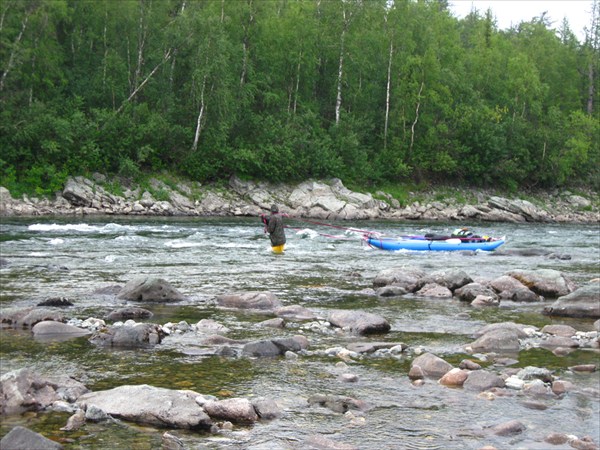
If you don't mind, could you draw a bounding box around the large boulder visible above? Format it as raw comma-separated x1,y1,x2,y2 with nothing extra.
543,282,600,318
62,176,117,208
0,368,89,416
507,269,576,298
327,310,390,335
117,277,186,302
77,385,212,429
487,196,550,222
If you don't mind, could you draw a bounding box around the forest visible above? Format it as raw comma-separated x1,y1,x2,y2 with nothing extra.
0,0,599,197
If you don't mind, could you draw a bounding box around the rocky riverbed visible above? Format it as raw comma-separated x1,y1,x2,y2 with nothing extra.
1,265,599,449
1,174,598,223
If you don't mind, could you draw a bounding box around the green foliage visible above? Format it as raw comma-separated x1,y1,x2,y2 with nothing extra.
0,0,596,194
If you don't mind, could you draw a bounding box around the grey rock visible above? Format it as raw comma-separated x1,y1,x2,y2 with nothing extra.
454,283,498,302
543,282,600,318
89,323,164,348
411,353,453,379
508,269,576,298
0,308,65,328
251,397,281,420
307,394,368,413
31,321,91,341
275,304,317,321
0,426,63,450
242,335,309,357
327,310,390,335
203,397,259,423
469,328,520,354
105,306,154,321
463,370,505,391
0,368,89,415
372,267,426,291
117,277,186,302
418,269,473,291
77,385,212,429
415,283,453,298
489,419,526,436
216,291,282,311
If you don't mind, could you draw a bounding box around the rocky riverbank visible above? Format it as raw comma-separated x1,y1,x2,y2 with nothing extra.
0,174,598,223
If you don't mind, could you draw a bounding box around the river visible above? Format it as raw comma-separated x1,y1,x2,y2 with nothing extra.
1,216,599,449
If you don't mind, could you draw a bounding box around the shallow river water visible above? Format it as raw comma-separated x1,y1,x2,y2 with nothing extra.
1,216,599,449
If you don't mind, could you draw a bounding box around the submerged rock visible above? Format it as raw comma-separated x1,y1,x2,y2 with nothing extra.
117,277,186,302
216,291,282,311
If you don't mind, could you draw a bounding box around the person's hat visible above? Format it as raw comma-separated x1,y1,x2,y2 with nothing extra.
270,204,279,213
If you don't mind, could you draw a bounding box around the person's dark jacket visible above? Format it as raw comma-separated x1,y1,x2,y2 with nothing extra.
266,213,286,246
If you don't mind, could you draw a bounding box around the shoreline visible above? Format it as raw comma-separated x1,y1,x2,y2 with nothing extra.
1,175,598,224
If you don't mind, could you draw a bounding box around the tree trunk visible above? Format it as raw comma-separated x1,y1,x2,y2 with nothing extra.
134,0,147,94
116,49,172,115
240,0,253,87
588,61,595,115
335,7,347,125
191,75,207,152
384,40,393,150
293,50,302,115
408,81,424,162
0,12,29,92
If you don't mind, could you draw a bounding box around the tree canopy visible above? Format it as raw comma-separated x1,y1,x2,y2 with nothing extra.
1,0,598,195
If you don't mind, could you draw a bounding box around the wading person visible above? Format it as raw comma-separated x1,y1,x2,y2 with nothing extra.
261,204,286,253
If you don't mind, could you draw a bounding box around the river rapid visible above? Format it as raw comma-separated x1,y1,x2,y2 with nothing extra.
1,216,599,449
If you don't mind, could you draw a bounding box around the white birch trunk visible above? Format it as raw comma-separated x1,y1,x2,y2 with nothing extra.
191,75,207,152
384,40,393,149
103,9,108,89
0,13,29,92
240,0,253,87
134,0,146,93
409,81,424,159
116,49,172,115
335,9,347,125
293,50,302,114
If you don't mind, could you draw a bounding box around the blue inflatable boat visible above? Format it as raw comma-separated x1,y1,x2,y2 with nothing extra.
365,235,506,252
